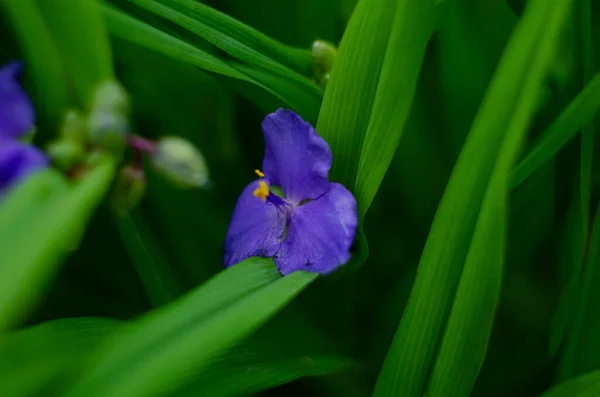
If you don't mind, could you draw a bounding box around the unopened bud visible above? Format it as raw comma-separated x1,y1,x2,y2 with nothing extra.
47,139,86,171
60,110,86,143
112,164,147,215
150,136,210,188
312,40,337,87
87,81,130,152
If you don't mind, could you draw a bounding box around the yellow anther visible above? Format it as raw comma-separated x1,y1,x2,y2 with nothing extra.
253,180,269,201
254,169,265,178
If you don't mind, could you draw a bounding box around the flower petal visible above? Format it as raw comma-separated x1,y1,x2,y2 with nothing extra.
0,140,48,196
0,62,35,139
224,179,287,267
262,109,331,203
275,183,357,275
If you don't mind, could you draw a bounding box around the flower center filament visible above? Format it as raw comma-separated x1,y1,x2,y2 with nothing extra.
252,170,290,210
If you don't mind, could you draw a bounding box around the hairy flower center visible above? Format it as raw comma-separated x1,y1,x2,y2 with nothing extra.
252,170,292,213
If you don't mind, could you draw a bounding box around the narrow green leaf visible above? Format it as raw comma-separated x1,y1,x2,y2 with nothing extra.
102,5,320,119
353,0,437,218
316,0,397,189
541,369,600,397
36,0,113,106
124,0,321,97
510,73,600,189
1,0,70,124
373,1,570,395
0,318,120,397
153,0,313,74
425,2,571,395
0,158,116,330
65,262,316,397
115,212,183,306
174,344,350,397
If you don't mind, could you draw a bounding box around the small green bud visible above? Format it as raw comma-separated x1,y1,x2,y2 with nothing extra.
47,139,86,171
60,110,87,143
311,40,337,87
112,164,147,215
150,136,210,189
87,81,130,152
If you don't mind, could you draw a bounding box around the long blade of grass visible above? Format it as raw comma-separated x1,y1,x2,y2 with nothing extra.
424,2,571,395
353,0,437,218
541,369,600,397
510,73,600,189
36,0,113,107
102,5,320,119
315,0,398,189
64,262,316,397
124,0,321,96
1,0,70,124
0,158,116,330
373,1,570,395
154,0,313,74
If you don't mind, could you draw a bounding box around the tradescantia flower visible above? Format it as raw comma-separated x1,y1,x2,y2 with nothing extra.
0,62,48,196
224,109,358,275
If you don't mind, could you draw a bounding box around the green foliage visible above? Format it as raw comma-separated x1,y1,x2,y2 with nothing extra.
2,0,600,396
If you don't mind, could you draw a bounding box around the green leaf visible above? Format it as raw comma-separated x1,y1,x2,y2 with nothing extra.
424,2,571,395
541,369,600,397
373,1,572,396
0,318,120,397
64,260,317,397
102,5,320,119
1,0,70,124
510,73,600,189
173,344,350,397
316,0,397,191
36,0,113,107
154,0,313,74
0,158,116,331
114,212,184,306
124,0,321,96
353,0,437,218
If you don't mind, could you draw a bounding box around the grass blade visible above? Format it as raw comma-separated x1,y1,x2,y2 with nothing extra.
36,0,113,107
510,73,600,189
0,158,116,330
541,369,600,397
64,262,315,397
1,0,70,124
373,1,571,395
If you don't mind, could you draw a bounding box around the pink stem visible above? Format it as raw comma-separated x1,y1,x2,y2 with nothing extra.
128,135,157,154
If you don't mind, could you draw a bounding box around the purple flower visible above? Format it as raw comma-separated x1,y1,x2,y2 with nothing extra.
224,109,358,275
0,62,47,196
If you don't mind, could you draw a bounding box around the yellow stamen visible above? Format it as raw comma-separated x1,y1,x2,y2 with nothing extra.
254,169,265,178
253,180,269,201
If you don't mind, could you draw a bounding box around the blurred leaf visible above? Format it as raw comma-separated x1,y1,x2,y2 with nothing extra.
1,0,70,124
0,158,116,331
36,0,113,107
64,259,317,397
102,5,320,119
510,73,600,189
125,0,321,96
373,1,572,396
541,369,600,397
155,0,313,74
0,317,120,397
114,212,183,306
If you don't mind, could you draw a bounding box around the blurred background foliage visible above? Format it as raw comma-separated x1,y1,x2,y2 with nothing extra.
0,0,599,396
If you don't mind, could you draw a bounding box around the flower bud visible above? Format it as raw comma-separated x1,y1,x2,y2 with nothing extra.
47,139,86,171
311,40,337,87
86,81,130,152
150,136,210,188
111,164,147,215
60,109,86,143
